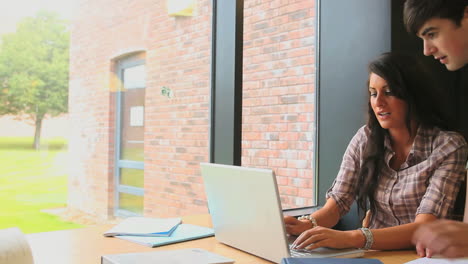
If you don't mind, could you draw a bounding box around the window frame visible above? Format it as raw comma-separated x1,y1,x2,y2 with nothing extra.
114,54,146,217
210,0,391,214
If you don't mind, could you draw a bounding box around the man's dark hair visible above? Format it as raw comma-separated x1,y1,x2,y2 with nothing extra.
404,0,468,34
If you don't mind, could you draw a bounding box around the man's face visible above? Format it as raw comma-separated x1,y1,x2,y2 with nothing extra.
417,9,468,71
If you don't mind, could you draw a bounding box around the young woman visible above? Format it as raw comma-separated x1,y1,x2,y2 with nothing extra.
284,52,468,251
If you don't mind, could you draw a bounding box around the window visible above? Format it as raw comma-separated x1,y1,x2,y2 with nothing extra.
114,56,146,216
1,0,214,232
1,0,391,234
67,0,214,220
242,0,317,209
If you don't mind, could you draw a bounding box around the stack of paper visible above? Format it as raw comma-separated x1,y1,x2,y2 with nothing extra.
117,224,215,247
103,217,182,237
103,217,215,247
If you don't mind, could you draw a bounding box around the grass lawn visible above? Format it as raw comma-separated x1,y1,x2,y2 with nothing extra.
0,137,83,233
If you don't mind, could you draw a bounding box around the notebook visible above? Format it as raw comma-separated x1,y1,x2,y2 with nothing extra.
200,163,365,264
115,224,214,247
103,217,181,237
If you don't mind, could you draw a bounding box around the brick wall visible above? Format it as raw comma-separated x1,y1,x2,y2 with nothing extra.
68,0,315,219
242,0,316,208
68,0,212,218
144,0,212,217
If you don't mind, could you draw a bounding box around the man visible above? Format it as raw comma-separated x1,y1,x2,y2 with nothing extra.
404,0,468,71
403,0,468,258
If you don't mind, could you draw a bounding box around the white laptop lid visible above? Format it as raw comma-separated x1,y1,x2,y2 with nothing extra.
200,163,365,264
200,163,290,263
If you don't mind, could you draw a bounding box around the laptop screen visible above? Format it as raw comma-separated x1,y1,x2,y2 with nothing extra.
201,163,293,263
200,163,365,263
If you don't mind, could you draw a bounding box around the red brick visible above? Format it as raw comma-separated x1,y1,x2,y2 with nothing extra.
68,0,317,218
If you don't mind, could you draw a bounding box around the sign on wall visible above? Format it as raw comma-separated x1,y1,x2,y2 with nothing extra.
130,106,144,127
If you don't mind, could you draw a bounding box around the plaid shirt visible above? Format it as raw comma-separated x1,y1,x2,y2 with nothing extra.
326,125,468,228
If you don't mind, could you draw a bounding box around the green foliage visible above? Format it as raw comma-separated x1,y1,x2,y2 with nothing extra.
0,137,83,233
0,11,70,148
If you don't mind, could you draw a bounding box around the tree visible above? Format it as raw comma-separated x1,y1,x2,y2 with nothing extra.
0,11,69,149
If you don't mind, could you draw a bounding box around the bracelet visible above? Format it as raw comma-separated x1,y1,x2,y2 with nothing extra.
359,227,374,250
297,214,317,228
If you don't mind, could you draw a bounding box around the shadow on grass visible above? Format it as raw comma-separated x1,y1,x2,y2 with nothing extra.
0,137,67,151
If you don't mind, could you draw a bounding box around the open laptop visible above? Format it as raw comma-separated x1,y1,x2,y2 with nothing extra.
200,163,365,264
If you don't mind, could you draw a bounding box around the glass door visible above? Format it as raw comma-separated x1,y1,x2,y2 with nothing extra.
115,56,146,216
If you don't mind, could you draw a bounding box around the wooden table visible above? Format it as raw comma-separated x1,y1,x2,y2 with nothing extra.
26,214,419,264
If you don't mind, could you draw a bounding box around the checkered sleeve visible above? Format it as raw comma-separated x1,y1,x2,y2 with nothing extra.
416,132,468,218
326,126,367,217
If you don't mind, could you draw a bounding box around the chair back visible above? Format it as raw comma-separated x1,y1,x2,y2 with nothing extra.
464,170,468,223
333,202,364,231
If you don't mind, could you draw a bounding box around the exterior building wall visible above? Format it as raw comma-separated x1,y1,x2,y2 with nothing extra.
68,0,315,219
144,1,213,217
242,0,316,208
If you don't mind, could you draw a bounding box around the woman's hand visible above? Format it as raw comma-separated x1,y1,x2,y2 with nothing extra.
284,215,314,235
291,226,364,250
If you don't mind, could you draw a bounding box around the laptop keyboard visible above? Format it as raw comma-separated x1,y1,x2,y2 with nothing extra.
288,235,332,257
288,235,313,257
289,244,365,259
290,248,317,257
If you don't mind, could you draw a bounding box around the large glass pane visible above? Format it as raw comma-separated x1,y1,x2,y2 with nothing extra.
0,3,80,233
67,0,212,221
123,64,146,89
242,0,317,209
2,0,212,233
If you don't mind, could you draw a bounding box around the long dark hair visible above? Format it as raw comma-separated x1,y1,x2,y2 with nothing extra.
356,52,454,222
